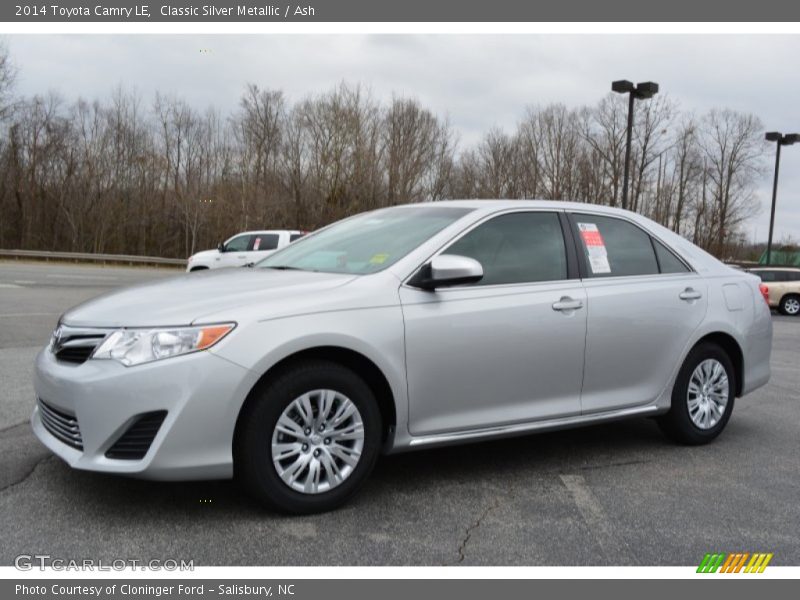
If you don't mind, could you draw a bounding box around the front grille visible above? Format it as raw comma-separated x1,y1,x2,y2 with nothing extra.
105,411,167,460
38,398,83,450
51,326,110,365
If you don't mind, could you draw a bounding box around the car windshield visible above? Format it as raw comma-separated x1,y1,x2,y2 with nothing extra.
256,206,472,274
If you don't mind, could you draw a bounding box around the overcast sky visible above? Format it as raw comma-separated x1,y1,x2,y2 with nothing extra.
6,34,800,244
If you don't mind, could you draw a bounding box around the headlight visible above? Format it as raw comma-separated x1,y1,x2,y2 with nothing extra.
92,323,235,366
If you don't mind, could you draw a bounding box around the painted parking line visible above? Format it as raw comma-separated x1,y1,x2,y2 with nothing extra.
560,473,635,565
0,283,21,289
0,312,59,318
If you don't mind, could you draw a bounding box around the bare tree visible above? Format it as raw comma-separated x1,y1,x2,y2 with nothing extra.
581,95,628,207
384,96,453,204
698,109,766,254
233,84,284,228
669,117,702,235
0,46,772,260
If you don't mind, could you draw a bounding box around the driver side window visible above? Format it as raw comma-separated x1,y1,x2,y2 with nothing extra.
444,212,568,286
224,235,251,252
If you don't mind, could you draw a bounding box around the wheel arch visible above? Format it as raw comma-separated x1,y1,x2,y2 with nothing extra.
233,345,398,452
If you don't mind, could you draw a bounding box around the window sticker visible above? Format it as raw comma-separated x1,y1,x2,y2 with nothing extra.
577,222,611,274
253,237,261,250
368,253,390,265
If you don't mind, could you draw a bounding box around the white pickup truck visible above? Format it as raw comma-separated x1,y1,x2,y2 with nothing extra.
186,230,306,271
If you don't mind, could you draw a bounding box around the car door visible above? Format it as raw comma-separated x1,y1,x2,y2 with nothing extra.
568,212,708,414
400,210,587,436
218,234,253,268
244,233,281,265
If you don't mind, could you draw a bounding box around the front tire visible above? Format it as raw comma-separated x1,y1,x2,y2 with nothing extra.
657,343,735,445
779,294,800,316
235,360,381,514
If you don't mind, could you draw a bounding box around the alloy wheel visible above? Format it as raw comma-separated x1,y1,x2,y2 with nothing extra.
687,358,729,430
271,389,365,494
784,297,800,315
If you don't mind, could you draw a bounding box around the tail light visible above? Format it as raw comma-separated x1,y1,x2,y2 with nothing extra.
758,283,770,305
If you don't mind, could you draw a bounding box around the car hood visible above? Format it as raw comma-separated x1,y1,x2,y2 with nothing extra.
62,268,358,328
188,248,218,261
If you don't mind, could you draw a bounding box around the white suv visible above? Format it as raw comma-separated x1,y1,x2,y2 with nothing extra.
186,230,305,271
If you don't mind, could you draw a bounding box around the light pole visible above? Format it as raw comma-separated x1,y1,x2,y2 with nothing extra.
612,80,659,210
764,132,799,265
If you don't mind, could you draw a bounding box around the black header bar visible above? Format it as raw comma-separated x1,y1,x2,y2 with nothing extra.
4,0,800,22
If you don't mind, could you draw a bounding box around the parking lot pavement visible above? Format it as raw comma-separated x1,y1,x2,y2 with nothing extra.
1,261,798,566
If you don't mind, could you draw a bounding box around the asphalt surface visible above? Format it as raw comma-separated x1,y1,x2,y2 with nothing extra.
1,260,798,566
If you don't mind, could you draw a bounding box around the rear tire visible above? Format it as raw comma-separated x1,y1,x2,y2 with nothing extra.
657,343,735,445
235,360,381,514
779,294,800,316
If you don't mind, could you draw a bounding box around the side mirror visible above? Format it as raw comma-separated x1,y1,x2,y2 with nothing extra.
217,242,225,253
412,254,483,290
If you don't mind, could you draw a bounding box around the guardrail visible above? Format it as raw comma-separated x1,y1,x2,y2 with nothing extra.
0,249,185,267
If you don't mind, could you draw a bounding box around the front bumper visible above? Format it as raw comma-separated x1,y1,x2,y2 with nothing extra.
32,347,258,480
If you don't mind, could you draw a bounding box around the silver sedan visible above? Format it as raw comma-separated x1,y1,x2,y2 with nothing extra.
32,201,772,513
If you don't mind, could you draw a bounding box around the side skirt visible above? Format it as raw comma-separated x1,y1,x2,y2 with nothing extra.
400,404,663,451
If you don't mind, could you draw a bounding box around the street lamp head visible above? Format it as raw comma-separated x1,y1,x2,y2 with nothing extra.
782,134,800,145
765,132,782,142
612,79,660,211
612,80,635,94
634,82,659,99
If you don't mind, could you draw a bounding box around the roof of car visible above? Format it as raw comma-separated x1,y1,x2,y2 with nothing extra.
410,199,620,210
399,199,654,218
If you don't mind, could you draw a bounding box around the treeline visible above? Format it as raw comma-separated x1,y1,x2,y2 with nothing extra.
0,49,768,259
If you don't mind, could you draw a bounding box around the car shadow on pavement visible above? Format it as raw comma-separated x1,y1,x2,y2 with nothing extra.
29,417,668,517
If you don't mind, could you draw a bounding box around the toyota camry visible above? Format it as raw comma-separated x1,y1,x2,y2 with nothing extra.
32,201,772,513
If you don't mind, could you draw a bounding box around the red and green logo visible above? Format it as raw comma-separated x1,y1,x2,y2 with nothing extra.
697,553,773,573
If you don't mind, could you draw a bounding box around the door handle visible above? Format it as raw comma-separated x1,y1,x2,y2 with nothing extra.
679,288,703,301
552,297,584,312
237,255,246,259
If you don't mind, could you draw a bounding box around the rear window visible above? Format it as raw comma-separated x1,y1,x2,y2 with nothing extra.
251,234,280,251
754,270,800,282
753,271,779,282
289,233,306,242
573,214,659,277
653,239,689,274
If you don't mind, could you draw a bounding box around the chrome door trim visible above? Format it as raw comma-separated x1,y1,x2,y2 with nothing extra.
407,404,660,448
